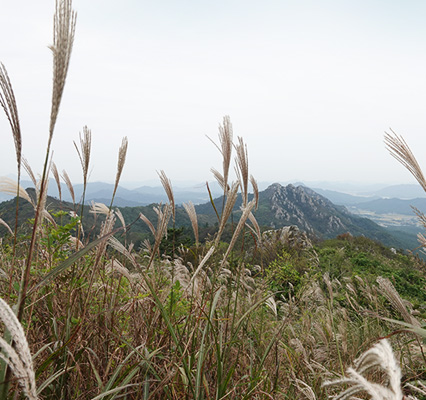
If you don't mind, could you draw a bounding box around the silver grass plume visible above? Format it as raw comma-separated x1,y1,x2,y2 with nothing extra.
51,162,62,201
208,116,233,196
0,297,37,399
35,169,50,229
115,208,127,233
221,199,255,266
92,203,116,263
187,246,215,288
22,158,37,189
0,178,34,207
158,170,175,221
183,201,199,246
48,0,76,143
250,174,259,210
61,169,75,205
108,237,138,269
215,181,240,246
0,63,21,177
111,136,128,207
153,203,172,249
210,168,229,192
246,211,261,244
0,218,13,235
234,136,249,206
376,276,421,327
90,202,112,217
145,203,173,268
74,126,91,188
323,339,403,400
139,212,156,237
385,131,426,193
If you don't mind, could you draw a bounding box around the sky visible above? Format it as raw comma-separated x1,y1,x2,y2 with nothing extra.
1,0,426,189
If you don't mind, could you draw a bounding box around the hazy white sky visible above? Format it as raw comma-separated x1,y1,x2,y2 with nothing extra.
1,0,426,188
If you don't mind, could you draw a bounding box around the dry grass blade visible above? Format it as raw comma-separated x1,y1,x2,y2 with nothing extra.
0,297,37,399
74,126,91,186
0,63,22,175
158,170,175,221
49,0,77,142
234,136,249,206
183,201,199,245
384,131,426,193
111,136,128,205
61,169,75,204
51,162,62,200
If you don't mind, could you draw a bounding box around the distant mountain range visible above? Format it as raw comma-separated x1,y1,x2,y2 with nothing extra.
1,182,418,251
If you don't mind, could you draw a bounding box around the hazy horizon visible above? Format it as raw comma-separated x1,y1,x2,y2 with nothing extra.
1,1,426,188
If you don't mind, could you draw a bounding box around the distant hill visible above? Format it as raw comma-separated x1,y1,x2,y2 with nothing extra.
0,183,419,251
361,184,426,199
251,184,409,248
0,179,224,206
351,197,426,216
311,188,378,206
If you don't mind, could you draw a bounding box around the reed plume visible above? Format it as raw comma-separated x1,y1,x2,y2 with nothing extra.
208,116,233,196
22,158,37,190
111,136,128,207
158,170,175,221
384,130,426,193
221,200,255,266
183,201,199,246
61,169,75,205
323,339,403,400
0,63,23,256
74,126,91,187
234,136,249,206
0,177,34,207
215,181,240,246
0,63,21,177
376,276,420,327
250,174,259,210
0,219,13,236
139,212,156,236
0,297,37,399
51,162,62,201
48,0,76,143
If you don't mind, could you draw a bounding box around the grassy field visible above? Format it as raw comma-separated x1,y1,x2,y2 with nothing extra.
1,1,426,399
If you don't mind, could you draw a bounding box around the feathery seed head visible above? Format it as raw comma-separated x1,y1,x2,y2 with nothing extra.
0,63,22,175
49,0,77,141
74,125,91,185
385,131,426,194
158,170,175,221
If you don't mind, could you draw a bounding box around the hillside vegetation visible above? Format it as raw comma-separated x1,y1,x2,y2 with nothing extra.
1,1,426,399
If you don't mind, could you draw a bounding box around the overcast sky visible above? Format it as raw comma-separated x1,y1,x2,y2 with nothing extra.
1,0,426,189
